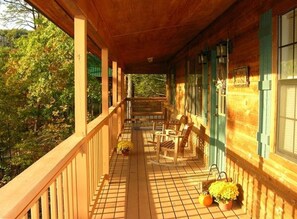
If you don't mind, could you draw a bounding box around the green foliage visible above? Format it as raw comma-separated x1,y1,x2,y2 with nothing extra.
87,75,102,120
131,74,166,97
0,16,103,186
0,17,75,186
0,0,39,29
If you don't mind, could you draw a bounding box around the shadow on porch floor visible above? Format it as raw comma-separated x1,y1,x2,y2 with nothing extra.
92,123,249,219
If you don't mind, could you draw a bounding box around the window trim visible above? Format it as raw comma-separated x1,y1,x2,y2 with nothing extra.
277,7,297,163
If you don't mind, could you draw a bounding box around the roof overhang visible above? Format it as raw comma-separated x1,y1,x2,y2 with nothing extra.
25,0,236,74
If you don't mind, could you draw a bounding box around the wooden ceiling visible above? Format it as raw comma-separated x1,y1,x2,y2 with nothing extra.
25,0,236,74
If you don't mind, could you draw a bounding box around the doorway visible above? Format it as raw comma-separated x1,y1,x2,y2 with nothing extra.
209,44,228,172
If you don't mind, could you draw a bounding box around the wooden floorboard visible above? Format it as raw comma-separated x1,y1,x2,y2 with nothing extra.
92,123,249,219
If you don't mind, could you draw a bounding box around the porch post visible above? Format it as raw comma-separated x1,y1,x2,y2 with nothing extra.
118,68,123,132
112,61,118,106
118,67,122,102
74,16,89,218
74,16,87,136
102,48,109,116
112,61,119,155
121,72,126,124
101,48,110,176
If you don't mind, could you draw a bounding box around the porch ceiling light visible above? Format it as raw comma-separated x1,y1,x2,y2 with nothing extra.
198,50,208,64
216,41,228,63
147,57,154,63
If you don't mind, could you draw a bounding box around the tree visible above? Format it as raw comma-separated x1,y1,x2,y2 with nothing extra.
0,17,74,185
0,16,103,186
0,0,39,29
131,74,166,97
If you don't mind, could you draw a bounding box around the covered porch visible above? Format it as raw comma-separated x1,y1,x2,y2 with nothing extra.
92,121,248,219
1,0,297,218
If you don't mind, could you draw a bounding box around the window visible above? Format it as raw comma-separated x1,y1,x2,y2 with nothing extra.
168,66,176,106
277,8,297,161
186,57,202,116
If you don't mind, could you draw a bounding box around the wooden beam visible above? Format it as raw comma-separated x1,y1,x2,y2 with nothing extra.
120,70,125,126
74,16,89,218
102,48,109,116
74,16,87,137
112,61,118,106
117,67,123,133
102,49,110,176
118,67,122,102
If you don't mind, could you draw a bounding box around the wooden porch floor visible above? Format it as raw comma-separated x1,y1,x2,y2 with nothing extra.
92,123,249,219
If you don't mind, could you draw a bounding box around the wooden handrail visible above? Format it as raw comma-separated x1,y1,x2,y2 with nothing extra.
0,134,84,218
0,97,164,218
0,100,125,219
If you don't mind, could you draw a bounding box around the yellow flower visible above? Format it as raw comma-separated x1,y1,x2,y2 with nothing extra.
208,181,239,203
117,140,134,153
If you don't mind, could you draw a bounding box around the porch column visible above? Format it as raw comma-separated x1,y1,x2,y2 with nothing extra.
74,16,87,136
118,67,123,133
112,61,118,106
121,72,126,125
112,61,118,157
101,48,109,176
74,16,89,218
102,48,109,116
118,67,122,102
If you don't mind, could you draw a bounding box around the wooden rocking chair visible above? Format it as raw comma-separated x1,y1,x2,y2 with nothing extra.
150,115,188,143
155,122,193,164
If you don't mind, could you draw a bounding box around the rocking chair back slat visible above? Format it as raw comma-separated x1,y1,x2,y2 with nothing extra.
155,122,194,164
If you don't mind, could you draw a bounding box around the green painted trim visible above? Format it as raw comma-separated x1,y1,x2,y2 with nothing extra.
185,60,189,113
87,54,112,77
257,9,272,158
170,67,176,106
258,80,272,90
209,50,217,166
202,62,208,124
257,132,270,145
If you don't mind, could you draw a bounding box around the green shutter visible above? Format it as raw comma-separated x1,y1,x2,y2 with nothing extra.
257,10,272,158
202,62,208,124
185,60,190,113
209,49,217,165
170,67,176,106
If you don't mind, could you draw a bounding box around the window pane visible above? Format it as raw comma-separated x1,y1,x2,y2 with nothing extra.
280,85,296,119
281,10,294,45
295,44,297,76
279,85,286,117
280,46,294,79
295,9,297,42
295,121,297,155
279,118,294,153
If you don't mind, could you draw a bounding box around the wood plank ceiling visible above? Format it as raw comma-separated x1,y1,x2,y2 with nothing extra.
25,0,236,74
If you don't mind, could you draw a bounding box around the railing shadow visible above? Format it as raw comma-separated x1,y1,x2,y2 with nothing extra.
227,149,297,219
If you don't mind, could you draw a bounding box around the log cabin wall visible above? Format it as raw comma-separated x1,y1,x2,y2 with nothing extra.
175,59,186,114
169,0,297,218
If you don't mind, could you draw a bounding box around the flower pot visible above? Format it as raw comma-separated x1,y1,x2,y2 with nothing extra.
218,200,232,211
121,149,130,156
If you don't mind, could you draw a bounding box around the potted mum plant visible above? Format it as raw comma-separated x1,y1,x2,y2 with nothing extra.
208,180,239,210
117,140,133,156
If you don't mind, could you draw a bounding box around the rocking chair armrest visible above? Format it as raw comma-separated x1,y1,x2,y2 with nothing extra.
155,132,183,138
155,133,169,137
164,129,176,135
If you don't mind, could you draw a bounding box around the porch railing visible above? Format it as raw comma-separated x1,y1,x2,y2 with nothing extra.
0,97,166,219
0,100,125,219
126,97,167,122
